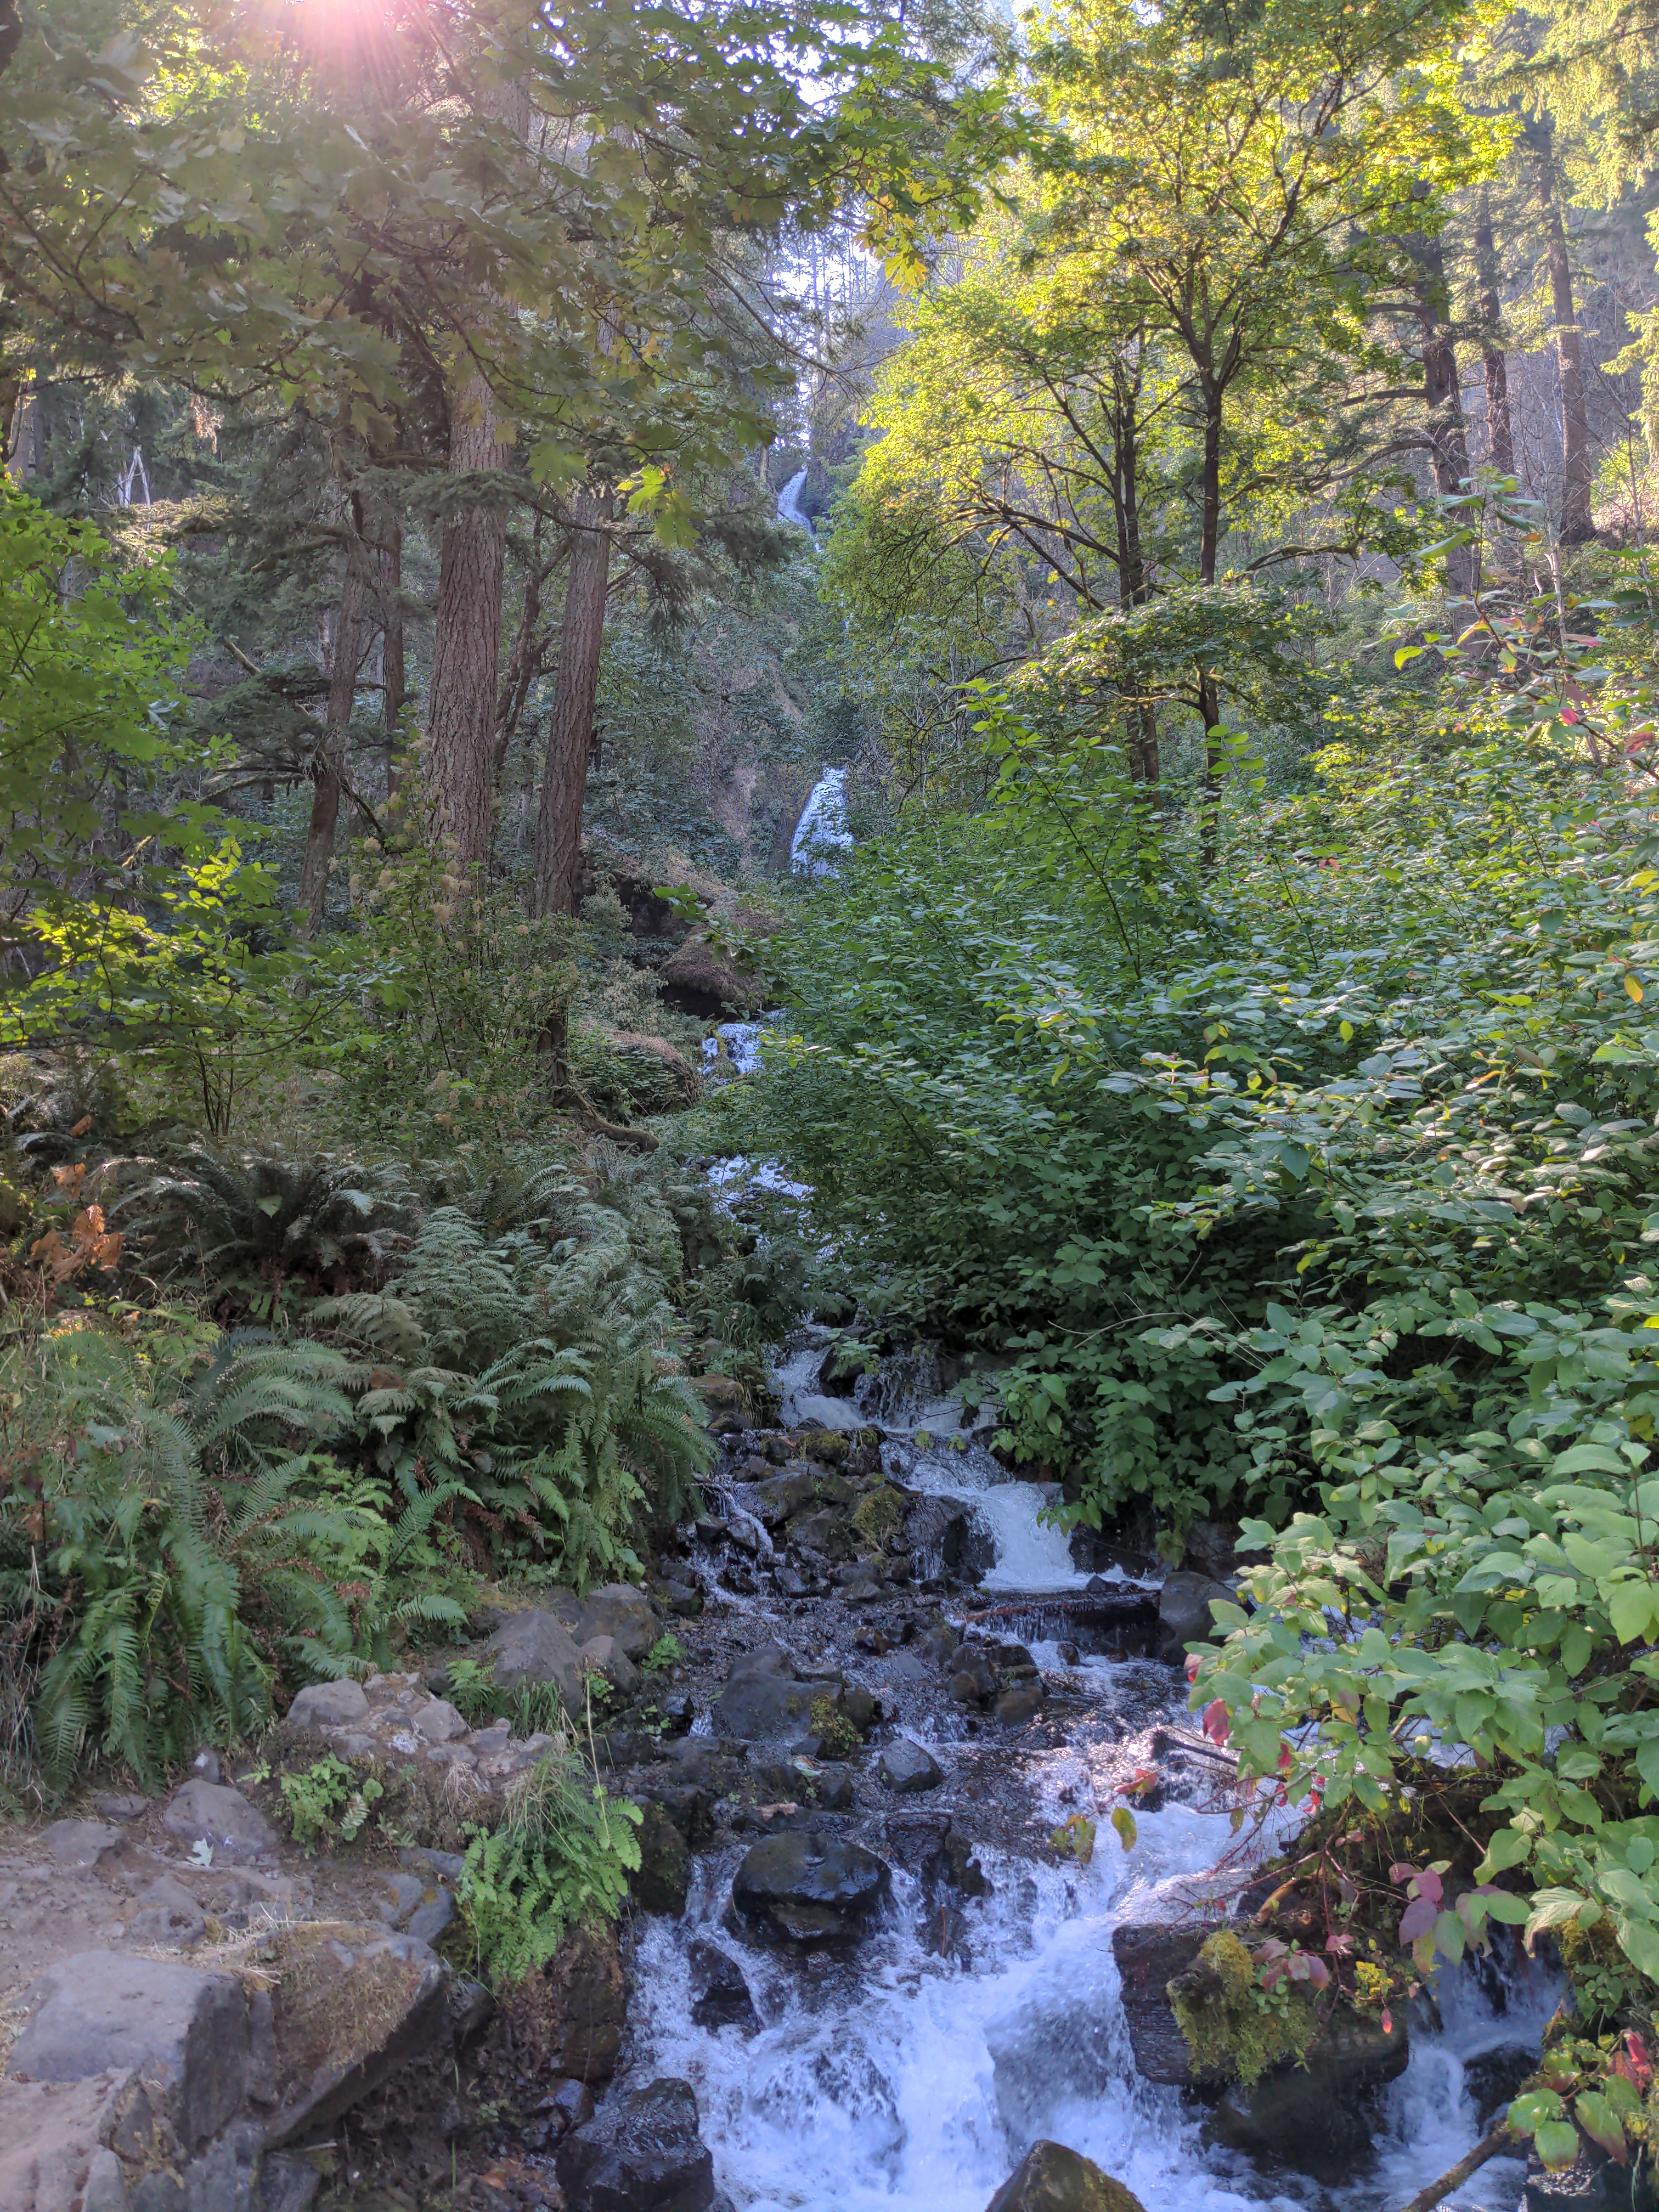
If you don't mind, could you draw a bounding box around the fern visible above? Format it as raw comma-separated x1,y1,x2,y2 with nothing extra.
0,1322,414,1789
314,1205,712,1591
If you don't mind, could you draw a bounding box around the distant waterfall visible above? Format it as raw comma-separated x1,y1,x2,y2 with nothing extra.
776,467,812,533
790,766,853,876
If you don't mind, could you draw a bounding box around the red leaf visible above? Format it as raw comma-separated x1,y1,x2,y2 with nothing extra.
1277,1742,1293,1773
1301,1954,1331,1987
1201,1699,1230,1746
1380,2008,1393,2035
1389,1862,1418,1886
1185,1654,1203,1683
1410,1868,1443,1908
1398,1897,1438,1944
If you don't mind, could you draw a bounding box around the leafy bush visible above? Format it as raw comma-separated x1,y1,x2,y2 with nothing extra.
116,1151,415,1318
279,1754,385,1853
319,1203,712,1589
0,1319,404,1785
458,1751,641,1985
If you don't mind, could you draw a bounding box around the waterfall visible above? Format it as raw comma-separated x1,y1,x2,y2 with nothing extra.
790,767,853,876
777,467,812,533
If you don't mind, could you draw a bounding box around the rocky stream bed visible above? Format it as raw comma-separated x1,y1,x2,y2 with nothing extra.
0,1329,1577,2212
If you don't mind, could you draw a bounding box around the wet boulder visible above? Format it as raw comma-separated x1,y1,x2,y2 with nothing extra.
555,2076,716,2212
905,1496,995,1579
985,2142,1149,2212
730,1829,891,1946
630,1800,691,1917
877,1739,943,1794
1156,1571,1234,1663
710,1647,817,1743
1111,1923,1218,2086
1205,2006,1409,2175
687,1941,759,2035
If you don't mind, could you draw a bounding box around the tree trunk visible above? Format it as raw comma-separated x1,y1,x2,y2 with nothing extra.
426,387,511,865
5,383,40,482
422,73,530,865
379,504,405,787
1411,231,1477,599
1472,189,1514,477
1197,383,1223,868
1113,360,1160,784
1537,140,1595,544
531,489,613,918
297,531,367,939
493,509,551,791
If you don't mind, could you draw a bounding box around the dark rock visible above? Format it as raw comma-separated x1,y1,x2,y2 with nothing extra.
904,1496,994,1579
985,2142,1149,2212
1156,1571,1234,1663
658,1579,704,1618
631,1800,691,1917
815,1339,867,1396
687,1941,759,2034
710,1647,816,1743
261,2153,323,2212
482,1607,584,1713
949,1649,997,1706
7,1951,249,2153
877,1739,943,1793
730,1829,891,1946
285,1679,370,1730
1465,2042,1542,2130
1184,1519,1242,1581
748,1470,821,1526
786,1507,840,1557
555,2076,715,2212
506,1925,629,2083
1525,2144,1638,2210
1206,2008,1410,2175
574,1585,661,1662
814,1765,856,1811
549,2077,596,2132
404,1889,455,1945
160,1782,276,1865
995,1686,1044,1725
916,1624,960,1667
262,1923,449,2146
1111,1922,1218,2086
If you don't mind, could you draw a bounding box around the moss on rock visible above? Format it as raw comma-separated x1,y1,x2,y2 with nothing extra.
1168,1930,1319,2087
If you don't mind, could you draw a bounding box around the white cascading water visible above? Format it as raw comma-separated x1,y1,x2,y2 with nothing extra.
790,768,853,877
630,1335,1556,2211
778,467,813,533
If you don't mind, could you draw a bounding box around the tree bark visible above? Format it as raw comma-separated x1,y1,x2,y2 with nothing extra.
422,73,530,865
1410,230,1477,598
379,503,405,772
531,489,613,917
426,385,512,865
1112,371,1159,784
1198,383,1223,869
1537,138,1595,544
1472,189,1514,477
297,527,367,939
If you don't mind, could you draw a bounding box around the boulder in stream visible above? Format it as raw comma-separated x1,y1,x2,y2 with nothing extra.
710,1647,817,1742
984,2141,1148,2212
687,1940,759,2035
555,2076,715,2212
729,1828,891,1946
1156,1571,1234,1663
877,1738,943,1793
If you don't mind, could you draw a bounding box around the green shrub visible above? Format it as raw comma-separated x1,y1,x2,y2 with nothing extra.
0,1317,458,1788
280,1754,385,1853
458,1752,641,1985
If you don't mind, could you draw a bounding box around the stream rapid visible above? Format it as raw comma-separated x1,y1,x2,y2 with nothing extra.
624,1323,1558,2212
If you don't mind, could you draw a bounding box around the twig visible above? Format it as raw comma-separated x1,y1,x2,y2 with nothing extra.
1391,2126,1515,2212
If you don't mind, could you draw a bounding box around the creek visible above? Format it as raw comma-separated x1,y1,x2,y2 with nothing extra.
618,1329,1558,2212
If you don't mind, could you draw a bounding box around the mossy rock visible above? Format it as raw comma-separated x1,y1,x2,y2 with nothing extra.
796,1426,851,1464
850,1483,904,1546
1168,1929,1318,2086
809,1691,864,1761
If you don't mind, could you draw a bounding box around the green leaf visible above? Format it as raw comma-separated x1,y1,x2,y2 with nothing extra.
1110,1807,1137,1853
1534,2121,1583,2172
